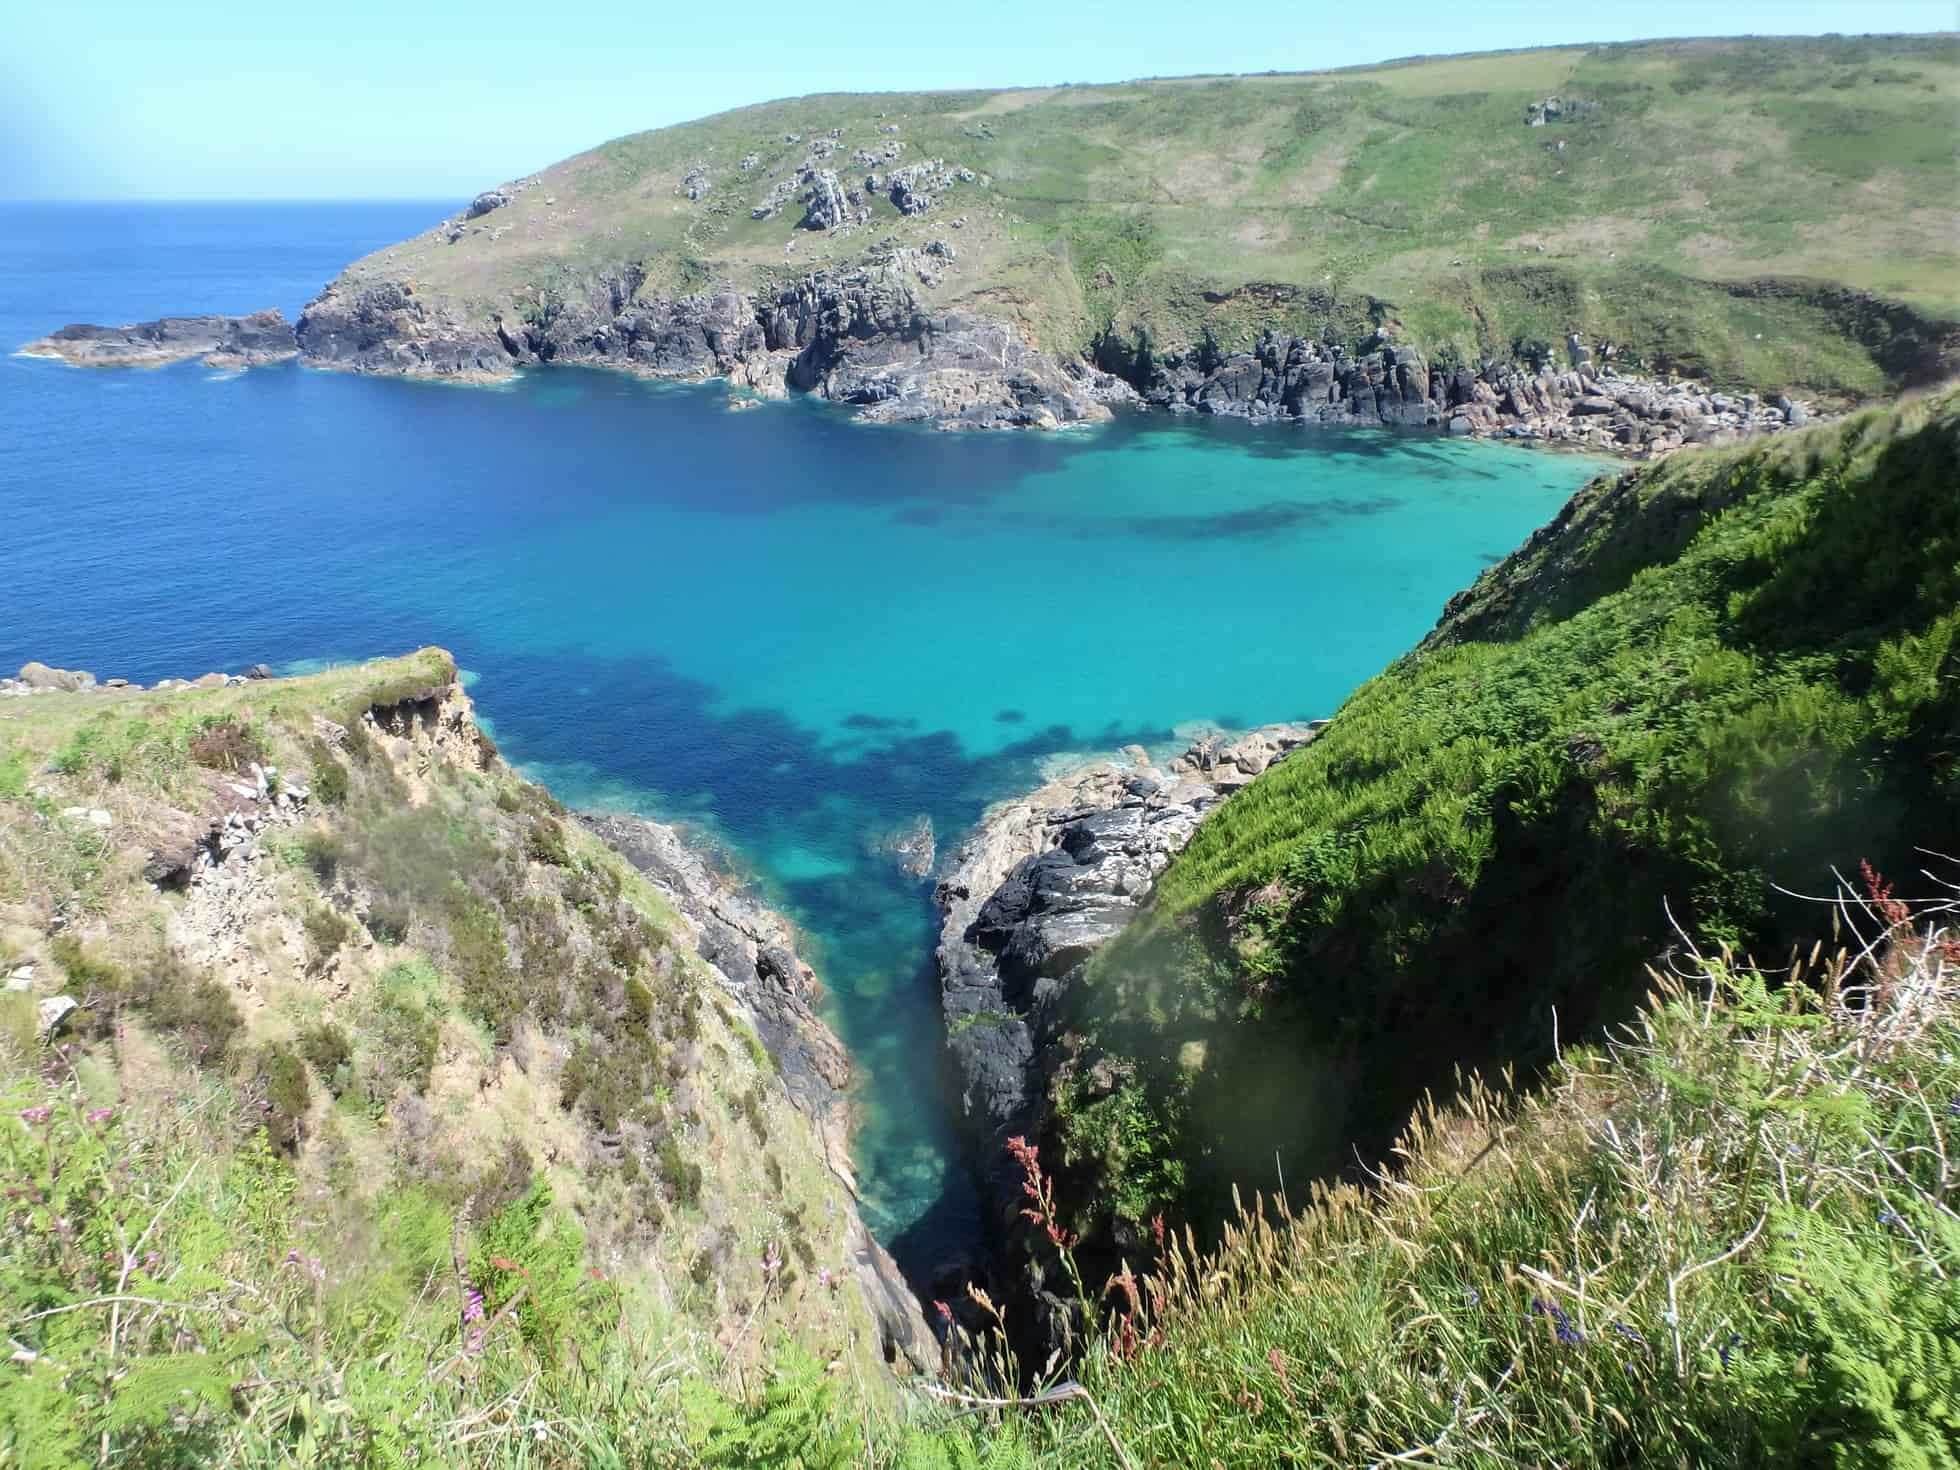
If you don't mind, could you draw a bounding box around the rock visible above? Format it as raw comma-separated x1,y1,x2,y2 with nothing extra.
246,663,273,680
17,662,94,692
297,282,512,380
190,673,226,689
934,721,1322,1363
18,311,298,370
5,965,33,992
36,995,79,1037
466,189,510,218
799,169,850,231
875,814,936,879
679,163,710,201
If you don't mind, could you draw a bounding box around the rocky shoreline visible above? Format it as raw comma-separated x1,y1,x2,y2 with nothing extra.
291,256,1823,453
17,310,297,370
17,263,1833,455
932,724,1321,1348
295,249,1130,431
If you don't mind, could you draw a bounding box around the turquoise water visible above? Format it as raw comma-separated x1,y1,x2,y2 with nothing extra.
0,203,1608,1276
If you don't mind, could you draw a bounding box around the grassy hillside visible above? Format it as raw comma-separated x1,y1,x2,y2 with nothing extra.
339,35,1960,397
0,655,907,1462
929,909,1960,1468
1035,384,1960,1238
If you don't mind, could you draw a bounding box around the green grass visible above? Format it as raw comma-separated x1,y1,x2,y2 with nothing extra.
1041,386,1960,1237
334,35,1959,398
0,649,907,1456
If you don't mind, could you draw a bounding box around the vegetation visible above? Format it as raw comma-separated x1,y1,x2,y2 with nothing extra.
8,872,1949,1464
1039,386,1960,1242
0,652,904,1462
339,35,1959,399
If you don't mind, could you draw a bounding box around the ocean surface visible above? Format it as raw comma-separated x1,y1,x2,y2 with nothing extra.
0,202,1607,1277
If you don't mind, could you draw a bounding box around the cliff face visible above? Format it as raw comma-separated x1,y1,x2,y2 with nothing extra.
0,651,929,1384
932,725,1319,1354
296,253,1128,430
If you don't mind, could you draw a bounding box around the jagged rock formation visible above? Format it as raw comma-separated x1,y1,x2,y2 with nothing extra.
18,311,297,370
1113,326,1821,456
297,254,1128,429
933,724,1320,1351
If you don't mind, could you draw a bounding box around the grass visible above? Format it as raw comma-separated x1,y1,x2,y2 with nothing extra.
926,890,1960,1467
16,875,1942,1465
1037,385,1960,1241
332,35,1959,399
0,650,907,1462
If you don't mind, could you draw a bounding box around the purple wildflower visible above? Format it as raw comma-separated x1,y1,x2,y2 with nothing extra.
17,1105,53,1126
819,1267,836,1293
1463,1288,1481,1307
1531,1296,1585,1347
86,1107,114,1126
463,1288,486,1324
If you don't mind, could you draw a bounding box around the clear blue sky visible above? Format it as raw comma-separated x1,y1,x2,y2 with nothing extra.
3,0,1952,200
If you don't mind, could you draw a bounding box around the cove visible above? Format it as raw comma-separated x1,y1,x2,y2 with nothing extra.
0,203,1610,1282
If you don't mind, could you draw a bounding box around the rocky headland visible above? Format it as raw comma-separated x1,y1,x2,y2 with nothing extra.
3,654,933,1373
295,249,1130,430
17,310,297,370
932,724,1321,1346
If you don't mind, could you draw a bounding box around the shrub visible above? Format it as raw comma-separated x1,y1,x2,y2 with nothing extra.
525,815,572,868
658,1136,702,1209
251,1044,311,1152
364,896,411,945
305,738,349,806
302,904,354,970
187,720,265,775
297,1022,353,1096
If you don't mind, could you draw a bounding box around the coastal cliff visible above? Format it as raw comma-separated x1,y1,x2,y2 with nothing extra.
0,650,932,1417
932,725,1319,1350
281,37,1955,442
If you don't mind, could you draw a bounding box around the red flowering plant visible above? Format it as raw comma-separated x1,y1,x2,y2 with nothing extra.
1005,1134,1085,1306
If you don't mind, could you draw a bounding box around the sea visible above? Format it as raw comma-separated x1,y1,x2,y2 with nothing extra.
0,201,1607,1279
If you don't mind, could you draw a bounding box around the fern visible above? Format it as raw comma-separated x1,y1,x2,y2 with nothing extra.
103,1352,234,1432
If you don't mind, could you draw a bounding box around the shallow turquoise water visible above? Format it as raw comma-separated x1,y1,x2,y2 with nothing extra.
0,203,1609,1277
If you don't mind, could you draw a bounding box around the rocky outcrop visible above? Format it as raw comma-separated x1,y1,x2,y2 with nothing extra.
933,724,1320,1350
2,660,277,700
582,812,935,1372
296,282,511,379
298,250,1124,430
18,310,297,369
1118,326,1823,458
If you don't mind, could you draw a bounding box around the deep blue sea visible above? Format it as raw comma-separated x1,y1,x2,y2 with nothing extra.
0,202,1606,1277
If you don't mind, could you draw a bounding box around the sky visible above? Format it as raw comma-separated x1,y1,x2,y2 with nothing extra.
3,0,1953,200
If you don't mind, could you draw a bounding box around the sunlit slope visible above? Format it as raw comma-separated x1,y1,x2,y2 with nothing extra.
336,35,1960,396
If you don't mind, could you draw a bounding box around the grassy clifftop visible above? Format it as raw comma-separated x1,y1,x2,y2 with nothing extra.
1042,383,1960,1237
338,34,1959,397
0,654,909,1462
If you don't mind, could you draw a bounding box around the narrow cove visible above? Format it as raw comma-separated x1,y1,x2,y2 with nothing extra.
1,212,1609,1281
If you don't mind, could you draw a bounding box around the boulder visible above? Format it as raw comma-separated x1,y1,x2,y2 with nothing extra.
17,662,94,692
